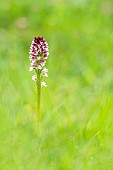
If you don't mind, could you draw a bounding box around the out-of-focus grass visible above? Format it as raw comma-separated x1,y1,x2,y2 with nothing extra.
0,0,113,169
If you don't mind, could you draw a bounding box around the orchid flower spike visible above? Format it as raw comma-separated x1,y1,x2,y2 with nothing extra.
29,36,49,120
29,36,49,86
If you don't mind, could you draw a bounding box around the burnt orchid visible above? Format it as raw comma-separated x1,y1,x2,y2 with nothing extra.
29,36,49,120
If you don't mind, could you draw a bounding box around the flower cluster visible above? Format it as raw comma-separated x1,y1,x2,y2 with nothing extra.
29,36,49,87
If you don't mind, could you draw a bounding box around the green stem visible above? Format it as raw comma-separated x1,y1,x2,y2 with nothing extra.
36,72,41,120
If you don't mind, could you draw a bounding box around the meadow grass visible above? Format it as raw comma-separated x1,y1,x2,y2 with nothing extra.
0,0,113,169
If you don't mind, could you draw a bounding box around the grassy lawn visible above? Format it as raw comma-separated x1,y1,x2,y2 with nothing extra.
0,0,113,169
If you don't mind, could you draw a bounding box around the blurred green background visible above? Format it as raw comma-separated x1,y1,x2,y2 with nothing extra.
0,0,113,169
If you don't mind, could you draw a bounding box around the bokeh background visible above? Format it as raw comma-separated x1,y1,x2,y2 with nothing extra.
0,0,113,169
